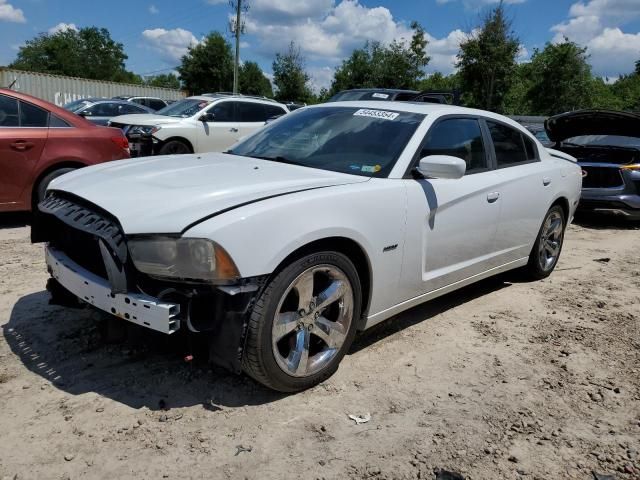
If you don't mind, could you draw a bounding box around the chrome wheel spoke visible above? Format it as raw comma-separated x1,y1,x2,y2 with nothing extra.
273,312,299,342
287,328,310,376
315,279,347,312
294,271,314,311
313,316,347,349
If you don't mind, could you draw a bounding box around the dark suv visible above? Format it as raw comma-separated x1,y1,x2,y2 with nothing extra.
546,109,640,219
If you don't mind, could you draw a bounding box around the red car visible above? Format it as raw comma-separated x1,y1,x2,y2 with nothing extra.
0,88,130,212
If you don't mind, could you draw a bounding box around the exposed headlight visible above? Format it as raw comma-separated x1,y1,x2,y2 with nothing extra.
128,237,239,282
128,125,160,136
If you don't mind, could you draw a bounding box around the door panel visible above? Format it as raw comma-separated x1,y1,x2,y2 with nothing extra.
199,101,240,152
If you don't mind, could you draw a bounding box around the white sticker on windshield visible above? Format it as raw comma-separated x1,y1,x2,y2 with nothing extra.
353,109,399,121
372,93,389,99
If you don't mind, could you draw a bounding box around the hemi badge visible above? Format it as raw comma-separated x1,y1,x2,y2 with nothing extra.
383,244,398,252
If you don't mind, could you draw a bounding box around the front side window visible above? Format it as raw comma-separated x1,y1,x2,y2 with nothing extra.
20,101,49,127
210,102,236,122
488,121,536,167
229,106,424,177
420,118,487,173
0,94,19,127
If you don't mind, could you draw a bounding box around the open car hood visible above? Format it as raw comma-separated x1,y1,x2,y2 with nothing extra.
545,109,640,143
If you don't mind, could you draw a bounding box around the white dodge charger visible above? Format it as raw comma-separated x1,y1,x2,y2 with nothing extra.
34,102,582,392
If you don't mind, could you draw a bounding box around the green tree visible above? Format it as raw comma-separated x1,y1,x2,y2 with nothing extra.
10,27,137,83
417,72,460,92
239,61,273,97
503,63,533,115
177,32,233,95
456,3,520,112
272,42,313,103
609,72,640,111
330,22,430,93
525,40,594,115
145,73,181,89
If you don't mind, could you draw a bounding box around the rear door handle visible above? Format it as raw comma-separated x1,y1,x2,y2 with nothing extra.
487,192,500,203
11,140,35,151
543,177,552,186
229,127,239,133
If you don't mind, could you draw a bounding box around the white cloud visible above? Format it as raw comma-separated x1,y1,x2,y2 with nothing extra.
0,0,25,23
48,22,78,34
142,28,199,63
424,29,468,73
149,5,159,14
551,0,640,76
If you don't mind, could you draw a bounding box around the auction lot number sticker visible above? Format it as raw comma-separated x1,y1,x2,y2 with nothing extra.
353,109,399,121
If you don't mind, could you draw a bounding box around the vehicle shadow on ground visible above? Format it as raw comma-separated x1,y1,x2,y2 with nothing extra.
0,212,31,229
573,214,640,230
5,276,513,410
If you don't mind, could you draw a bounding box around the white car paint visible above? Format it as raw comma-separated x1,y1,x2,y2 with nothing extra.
47,101,583,330
110,96,289,154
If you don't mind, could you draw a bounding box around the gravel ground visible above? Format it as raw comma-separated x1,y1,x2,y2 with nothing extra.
0,214,638,480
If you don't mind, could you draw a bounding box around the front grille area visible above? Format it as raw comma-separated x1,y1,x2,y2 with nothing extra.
39,194,127,280
581,166,624,188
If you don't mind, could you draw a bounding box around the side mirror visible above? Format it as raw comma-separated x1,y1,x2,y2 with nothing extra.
416,155,466,179
78,110,89,117
199,112,215,122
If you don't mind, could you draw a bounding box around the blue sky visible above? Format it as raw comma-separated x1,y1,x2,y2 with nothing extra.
1,0,639,90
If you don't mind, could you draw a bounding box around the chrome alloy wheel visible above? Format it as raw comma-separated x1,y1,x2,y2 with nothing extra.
271,265,354,378
538,210,564,271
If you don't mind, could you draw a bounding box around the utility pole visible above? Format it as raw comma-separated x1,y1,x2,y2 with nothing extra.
231,0,247,94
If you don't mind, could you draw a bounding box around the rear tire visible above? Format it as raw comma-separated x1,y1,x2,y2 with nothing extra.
158,140,191,155
524,205,566,280
35,168,75,206
242,251,361,392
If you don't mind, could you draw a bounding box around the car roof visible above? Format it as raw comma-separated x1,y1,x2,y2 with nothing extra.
186,95,287,107
0,88,95,127
310,101,530,131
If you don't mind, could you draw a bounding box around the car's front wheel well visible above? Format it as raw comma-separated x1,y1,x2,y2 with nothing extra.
159,137,194,153
272,237,372,320
31,161,86,209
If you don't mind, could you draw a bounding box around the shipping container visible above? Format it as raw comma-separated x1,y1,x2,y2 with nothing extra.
0,67,186,106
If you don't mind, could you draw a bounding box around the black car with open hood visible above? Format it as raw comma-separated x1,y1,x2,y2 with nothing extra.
545,109,640,219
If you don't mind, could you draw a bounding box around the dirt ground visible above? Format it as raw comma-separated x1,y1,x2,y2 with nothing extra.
0,213,638,480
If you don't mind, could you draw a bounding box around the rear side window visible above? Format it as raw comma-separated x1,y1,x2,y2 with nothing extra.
420,118,488,173
49,114,71,128
85,103,120,117
0,95,20,127
148,99,166,110
265,104,287,119
20,101,49,127
119,103,147,114
237,102,266,122
488,121,537,167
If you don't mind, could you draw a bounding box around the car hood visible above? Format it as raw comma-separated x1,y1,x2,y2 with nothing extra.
109,114,183,126
48,153,369,234
545,109,640,143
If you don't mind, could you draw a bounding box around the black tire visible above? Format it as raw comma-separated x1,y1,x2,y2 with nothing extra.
35,168,75,206
524,205,566,280
242,251,362,392
158,140,191,155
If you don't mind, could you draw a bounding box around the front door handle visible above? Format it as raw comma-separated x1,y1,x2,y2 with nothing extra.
543,177,552,186
11,140,35,151
487,192,500,203
229,127,239,133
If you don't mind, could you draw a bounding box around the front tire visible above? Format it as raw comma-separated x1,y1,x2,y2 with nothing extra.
35,168,75,206
525,205,566,279
158,140,191,155
242,251,362,392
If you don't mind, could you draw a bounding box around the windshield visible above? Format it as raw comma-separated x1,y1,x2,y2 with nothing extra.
228,106,425,177
563,135,640,148
329,91,395,102
63,99,92,112
156,98,212,118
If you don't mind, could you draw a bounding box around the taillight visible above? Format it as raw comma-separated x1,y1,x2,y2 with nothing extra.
111,136,129,151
